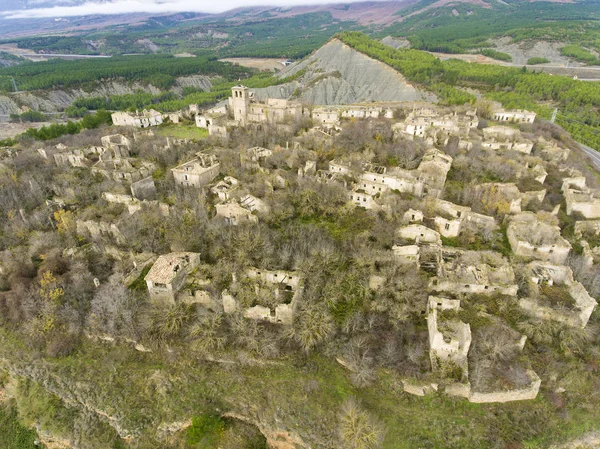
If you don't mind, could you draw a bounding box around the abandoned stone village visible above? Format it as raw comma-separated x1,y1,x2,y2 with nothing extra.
4,84,600,407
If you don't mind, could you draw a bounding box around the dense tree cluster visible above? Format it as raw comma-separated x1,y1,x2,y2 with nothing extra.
0,54,252,92
22,110,112,141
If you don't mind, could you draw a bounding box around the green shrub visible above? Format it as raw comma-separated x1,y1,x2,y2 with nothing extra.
0,403,39,449
561,44,598,63
527,57,550,65
186,413,225,447
10,110,46,122
479,49,512,62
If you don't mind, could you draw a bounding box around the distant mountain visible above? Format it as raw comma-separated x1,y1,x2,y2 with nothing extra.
1,0,598,64
219,1,417,26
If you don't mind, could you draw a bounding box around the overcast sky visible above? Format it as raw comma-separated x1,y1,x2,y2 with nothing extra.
1,0,366,19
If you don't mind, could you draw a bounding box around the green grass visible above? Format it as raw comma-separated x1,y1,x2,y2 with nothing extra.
156,124,209,140
0,404,40,449
127,264,152,291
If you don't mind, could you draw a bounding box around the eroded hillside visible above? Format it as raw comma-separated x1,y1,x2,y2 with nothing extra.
254,39,436,105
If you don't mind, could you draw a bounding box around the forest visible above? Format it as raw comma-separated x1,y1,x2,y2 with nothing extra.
0,54,252,92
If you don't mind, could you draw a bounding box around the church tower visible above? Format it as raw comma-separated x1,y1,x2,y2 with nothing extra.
231,85,249,125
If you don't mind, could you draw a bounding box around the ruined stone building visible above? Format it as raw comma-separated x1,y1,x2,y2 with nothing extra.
223,268,301,325
506,213,571,264
313,107,340,127
429,249,518,296
397,224,442,245
102,191,169,216
76,220,125,244
537,137,570,163
520,262,597,328
396,109,477,141
416,149,453,196
210,177,239,202
349,190,379,210
492,109,536,124
431,199,497,238
100,134,131,158
481,126,533,154
240,194,270,214
328,159,351,175
145,252,201,302
171,153,220,188
53,150,87,168
340,106,394,119
562,177,600,219
130,176,157,201
427,296,471,380
359,165,424,198
92,158,155,183
240,147,273,171
215,201,258,226
111,109,163,128
229,85,304,126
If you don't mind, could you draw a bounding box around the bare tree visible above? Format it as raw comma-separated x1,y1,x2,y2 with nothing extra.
338,398,385,449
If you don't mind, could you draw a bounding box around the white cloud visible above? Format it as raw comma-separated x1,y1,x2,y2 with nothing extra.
1,0,365,19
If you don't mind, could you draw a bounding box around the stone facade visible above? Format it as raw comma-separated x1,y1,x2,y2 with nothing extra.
172,154,220,188
492,109,536,124
111,109,163,128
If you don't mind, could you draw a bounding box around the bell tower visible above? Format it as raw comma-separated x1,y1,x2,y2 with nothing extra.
231,85,249,125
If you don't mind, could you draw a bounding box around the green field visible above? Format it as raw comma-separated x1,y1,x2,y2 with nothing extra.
156,124,209,140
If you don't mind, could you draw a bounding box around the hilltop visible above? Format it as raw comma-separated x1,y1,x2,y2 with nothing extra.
253,38,435,105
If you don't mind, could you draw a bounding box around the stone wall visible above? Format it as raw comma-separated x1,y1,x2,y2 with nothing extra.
468,371,541,403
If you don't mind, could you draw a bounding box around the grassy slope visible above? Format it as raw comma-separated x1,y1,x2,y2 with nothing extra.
2,319,600,449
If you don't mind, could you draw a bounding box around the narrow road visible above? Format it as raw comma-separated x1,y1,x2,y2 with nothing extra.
580,143,600,170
